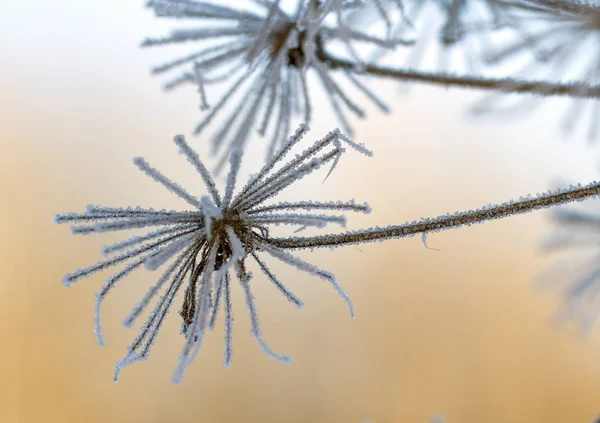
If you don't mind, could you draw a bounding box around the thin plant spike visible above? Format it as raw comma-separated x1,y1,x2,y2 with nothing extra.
102,224,198,256
144,231,200,271
63,229,196,287
223,272,234,367
208,273,225,331
193,62,210,110
123,243,200,328
173,239,218,384
234,128,339,209
222,149,244,209
233,123,310,205
94,256,150,346
114,244,199,381
252,251,303,308
134,157,202,209
235,261,292,363
260,243,355,318
174,134,222,206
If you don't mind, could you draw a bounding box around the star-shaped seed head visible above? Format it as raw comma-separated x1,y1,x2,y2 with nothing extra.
55,123,372,383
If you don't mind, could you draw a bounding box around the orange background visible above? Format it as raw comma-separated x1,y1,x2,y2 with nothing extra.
2,1,600,422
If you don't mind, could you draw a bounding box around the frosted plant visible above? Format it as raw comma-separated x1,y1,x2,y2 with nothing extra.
56,124,600,383
55,124,372,383
541,195,600,330
471,0,600,139
143,0,411,169
142,0,600,168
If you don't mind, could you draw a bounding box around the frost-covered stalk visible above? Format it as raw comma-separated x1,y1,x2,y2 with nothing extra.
268,181,600,249
318,50,600,99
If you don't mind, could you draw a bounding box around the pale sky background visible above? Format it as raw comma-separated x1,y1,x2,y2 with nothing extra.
2,1,600,423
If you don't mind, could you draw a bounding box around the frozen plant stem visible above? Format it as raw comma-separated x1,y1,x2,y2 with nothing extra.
269,181,600,249
319,51,600,99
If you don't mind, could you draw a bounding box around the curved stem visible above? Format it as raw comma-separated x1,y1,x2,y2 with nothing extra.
319,51,600,99
267,181,600,250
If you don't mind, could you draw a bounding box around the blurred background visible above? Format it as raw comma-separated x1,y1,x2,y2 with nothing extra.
2,1,600,422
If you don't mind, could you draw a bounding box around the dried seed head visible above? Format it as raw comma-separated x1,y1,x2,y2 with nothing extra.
143,0,403,168
55,124,372,383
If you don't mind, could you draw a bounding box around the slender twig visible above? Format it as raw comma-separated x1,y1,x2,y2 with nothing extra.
319,51,600,99
267,181,600,250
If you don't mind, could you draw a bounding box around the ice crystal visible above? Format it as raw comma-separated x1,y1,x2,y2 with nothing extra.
143,0,410,169
55,124,372,383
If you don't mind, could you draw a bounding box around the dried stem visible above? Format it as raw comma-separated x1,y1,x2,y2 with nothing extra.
319,51,600,99
267,181,600,250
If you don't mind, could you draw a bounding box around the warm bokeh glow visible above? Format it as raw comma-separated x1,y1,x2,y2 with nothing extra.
3,1,600,422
